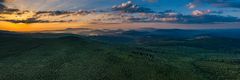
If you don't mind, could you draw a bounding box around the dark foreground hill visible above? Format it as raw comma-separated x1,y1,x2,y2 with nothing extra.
0,29,240,80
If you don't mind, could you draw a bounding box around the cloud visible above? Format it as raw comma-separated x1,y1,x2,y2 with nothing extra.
2,0,119,11
0,9,239,24
144,0,158,3
0,0,18,10
178,15,240,23
112,1,154,13
0,0,6,9
192,9,211,16
121,10,239,23
2,0,14,2
157,10,239,23
187,3,196,9
0,0,239,24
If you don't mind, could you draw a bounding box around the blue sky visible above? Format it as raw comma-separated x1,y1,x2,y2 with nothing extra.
2,0,240,17
124,0,240,17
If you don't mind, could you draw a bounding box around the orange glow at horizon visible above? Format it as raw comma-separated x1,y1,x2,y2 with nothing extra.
0,21,90,32
1,21,240,32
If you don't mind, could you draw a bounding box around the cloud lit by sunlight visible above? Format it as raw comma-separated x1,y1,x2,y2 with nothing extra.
0,11,35,20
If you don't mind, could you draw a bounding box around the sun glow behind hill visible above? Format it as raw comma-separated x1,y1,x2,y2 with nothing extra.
0,21,89,32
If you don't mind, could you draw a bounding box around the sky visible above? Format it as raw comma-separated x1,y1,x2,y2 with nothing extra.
0,0,240,32
1,0,240,16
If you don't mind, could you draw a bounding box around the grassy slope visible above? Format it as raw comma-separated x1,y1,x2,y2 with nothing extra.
0,33,239,80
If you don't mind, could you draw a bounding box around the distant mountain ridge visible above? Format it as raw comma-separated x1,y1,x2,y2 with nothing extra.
2,29,240,39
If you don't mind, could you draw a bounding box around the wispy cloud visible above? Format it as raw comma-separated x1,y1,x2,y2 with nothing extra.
187,3,196,9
